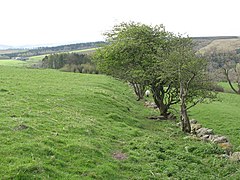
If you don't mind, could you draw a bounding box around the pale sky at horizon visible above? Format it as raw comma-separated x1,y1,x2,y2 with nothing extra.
0,0,239,46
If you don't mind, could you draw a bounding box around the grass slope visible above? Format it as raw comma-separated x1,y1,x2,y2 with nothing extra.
1,66,240,179
191,86,240,151
0,60,27,67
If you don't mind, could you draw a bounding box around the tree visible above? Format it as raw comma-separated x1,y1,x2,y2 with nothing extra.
94,22,158,100
94,22,180,117
163,37,215,132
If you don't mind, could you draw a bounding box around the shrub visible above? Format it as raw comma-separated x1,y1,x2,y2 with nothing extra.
212,84,224,92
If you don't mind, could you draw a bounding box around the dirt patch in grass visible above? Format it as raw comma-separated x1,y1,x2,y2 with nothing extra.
112,152,127,160
14,124,29,131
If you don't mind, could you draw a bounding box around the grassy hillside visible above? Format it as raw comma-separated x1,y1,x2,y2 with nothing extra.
0,60,27,66
1,66,240,179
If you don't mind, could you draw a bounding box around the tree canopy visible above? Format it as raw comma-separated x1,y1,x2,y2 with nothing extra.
162,37,215,132
95,22,170,100
94,22,215,132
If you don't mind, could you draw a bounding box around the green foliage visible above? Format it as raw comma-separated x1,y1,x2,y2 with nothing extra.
163,37,216,106
94,22,164,82
94,22,181,112
163,36,216,132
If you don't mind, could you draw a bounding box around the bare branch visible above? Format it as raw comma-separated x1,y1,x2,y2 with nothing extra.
223,67,239,94
164,83,172,93
186,98,204,110
186,73,196,91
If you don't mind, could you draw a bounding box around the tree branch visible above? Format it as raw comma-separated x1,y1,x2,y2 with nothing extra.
223,68,239,94
186,98,204,110
164,83,172,93
186,73,196,91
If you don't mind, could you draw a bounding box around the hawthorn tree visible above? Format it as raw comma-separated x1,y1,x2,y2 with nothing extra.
163,37,215,132
94,22,152,100
94,22,215,123
94,22,179,117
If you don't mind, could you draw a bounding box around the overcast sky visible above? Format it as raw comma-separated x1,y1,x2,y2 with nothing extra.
0,0,239,46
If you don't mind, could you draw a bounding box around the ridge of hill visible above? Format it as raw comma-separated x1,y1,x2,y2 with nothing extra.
1,66,240,179
198,38,240,54
2,36,239,59
0,44,13,50
1,41,104,58
192,36,240,54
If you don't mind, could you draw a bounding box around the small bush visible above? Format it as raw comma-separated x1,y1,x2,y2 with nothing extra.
212,84,224,92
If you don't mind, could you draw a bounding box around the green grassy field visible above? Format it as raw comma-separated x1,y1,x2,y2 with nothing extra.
190,82,240,151
0,48,97,68
0,59,27,66
219,82,238,93
191,92,240,150
1,66,240,179
0,58,41,67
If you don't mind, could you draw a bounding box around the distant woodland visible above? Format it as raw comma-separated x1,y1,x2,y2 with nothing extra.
42,53,98,74
1,41,104,59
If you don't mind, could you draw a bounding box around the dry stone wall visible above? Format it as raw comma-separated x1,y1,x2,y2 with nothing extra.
178,119,240,161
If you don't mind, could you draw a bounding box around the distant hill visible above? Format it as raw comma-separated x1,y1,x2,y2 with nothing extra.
192,36,240,73
198,38,240,54
3,36,240,59
0,44,13,50
2,41,105,58
192,36,240,54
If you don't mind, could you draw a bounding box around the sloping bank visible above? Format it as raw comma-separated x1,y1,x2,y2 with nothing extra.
0,66,240,179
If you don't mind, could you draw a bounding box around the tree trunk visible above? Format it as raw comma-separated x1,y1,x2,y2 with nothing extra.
132,83,145,101
151,84,169,118
180,84,191,133
159,100,169,118
180,100,191,133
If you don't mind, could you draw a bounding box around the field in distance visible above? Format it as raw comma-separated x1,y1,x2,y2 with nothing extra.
0,47,97,67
